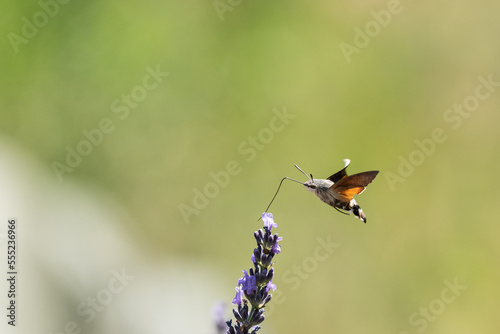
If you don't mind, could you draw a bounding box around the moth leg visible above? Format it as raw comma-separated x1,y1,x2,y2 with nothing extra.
334,207,350,216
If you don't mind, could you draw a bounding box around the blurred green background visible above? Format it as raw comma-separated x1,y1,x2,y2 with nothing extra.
1,0,500,333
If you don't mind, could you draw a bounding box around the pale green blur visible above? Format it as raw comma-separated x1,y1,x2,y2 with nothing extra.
1,1,500,333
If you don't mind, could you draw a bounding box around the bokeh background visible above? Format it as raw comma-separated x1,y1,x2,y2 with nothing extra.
1,1,500,333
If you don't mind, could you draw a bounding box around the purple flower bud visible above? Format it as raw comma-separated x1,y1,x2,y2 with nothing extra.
253,247,262,264
263,229,273,248
239,304,249,319
238,270,257,294
250,325,261,334
226,320,236,334
232,308,243,322
265,281,276,293
271,236,283,254
260,268,274,285
262,212,277,229
250,309,265,325
260,253,274,267
254,230,264,244
232,286,243,305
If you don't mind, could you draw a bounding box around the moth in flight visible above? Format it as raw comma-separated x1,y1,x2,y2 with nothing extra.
262,159,378,223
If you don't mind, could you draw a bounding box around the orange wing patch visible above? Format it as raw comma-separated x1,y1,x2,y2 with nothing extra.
329,171,378,203
332,186,366,202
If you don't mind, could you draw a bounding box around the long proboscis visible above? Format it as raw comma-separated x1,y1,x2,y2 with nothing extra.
258,176,304,221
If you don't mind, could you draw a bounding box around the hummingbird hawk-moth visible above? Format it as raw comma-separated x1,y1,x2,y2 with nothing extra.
262,159,379,223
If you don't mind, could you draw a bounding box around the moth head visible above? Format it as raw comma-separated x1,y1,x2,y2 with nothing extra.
292,165,316,192
303,179,317,192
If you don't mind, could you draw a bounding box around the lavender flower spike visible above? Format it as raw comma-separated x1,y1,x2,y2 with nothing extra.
226,212,282,334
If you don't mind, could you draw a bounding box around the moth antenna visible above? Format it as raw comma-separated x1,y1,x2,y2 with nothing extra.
294,165,313,182
258,176,304,221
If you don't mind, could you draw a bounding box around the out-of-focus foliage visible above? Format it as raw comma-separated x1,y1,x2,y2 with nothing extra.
1,1,500,333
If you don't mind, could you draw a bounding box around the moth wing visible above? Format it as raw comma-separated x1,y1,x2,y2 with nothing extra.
327,159,351,183
330,171,379,202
